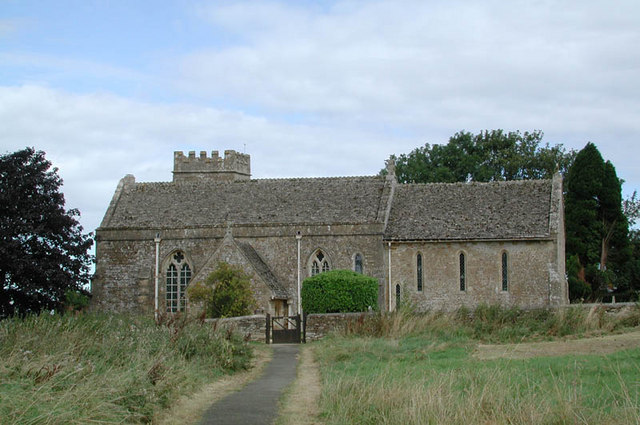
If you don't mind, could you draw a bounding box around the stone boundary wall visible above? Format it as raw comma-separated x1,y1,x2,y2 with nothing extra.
556,302,637,315
203,312,374,342
205,303,638,343
205,315,266,342
305,312,373,341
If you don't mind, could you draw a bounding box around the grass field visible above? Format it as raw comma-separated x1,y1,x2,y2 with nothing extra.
0,313,253,424
314,305,640,424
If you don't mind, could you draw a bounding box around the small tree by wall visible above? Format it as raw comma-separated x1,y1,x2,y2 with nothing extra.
187,262,257,318
301,269,378,314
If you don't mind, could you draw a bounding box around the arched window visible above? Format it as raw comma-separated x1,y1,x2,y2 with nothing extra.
459,252,466,291
354,253,363,274
310,250,330,276
166,251,192,312
417,253,423,291
501,252,508,292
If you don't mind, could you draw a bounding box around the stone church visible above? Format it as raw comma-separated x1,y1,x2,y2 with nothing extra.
91,149,568,316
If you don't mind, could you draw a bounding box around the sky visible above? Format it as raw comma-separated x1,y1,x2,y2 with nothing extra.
1,0,639,239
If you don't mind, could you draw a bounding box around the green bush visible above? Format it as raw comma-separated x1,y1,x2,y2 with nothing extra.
187,262,257,318
301,269,378,313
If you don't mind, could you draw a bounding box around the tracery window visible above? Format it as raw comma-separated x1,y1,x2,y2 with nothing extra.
166,251,192,313
417,253,423,291
310,250,330,276
459,252,466,291
501,252,508,292
354,253,363,274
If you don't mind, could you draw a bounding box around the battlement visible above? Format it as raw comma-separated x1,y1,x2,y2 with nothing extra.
173,150,251,182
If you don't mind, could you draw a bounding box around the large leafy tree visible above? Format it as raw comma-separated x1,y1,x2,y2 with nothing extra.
387,130,576,183
0,148,93,318
565,143,630,299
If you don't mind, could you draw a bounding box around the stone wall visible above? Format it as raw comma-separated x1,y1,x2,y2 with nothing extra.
173,150,251,182
387,239,566,312
304,312,373,341
205,314,267,342
92,224,387,315
115,302,634,346
200,312,373,342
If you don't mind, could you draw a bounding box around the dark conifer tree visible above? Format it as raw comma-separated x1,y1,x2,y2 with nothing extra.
565,143,630,298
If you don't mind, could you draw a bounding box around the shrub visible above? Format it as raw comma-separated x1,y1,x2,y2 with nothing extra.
187,262,257,318
64,289,90,312
301,269,378,313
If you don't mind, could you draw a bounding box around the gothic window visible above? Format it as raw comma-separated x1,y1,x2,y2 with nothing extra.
459,252,466,291
310,250,330,276
501,252,508,292
166,251,192,313
417,253,423,292
354,253,363,274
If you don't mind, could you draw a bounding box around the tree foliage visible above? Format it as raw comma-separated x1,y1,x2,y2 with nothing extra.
386,130,576,183
301,269,378,314
0,148,93,318
623,191,640,229
565,143,631,299
187,262,256,318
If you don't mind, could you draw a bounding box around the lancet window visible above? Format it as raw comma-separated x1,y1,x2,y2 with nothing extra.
417,253,423,291
354,253,363,274
501,252,509,292
459,252,466,291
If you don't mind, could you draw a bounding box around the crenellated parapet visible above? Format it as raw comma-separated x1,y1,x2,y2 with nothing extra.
173,150,251,182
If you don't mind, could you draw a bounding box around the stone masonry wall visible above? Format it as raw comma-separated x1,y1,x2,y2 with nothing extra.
305,312,373,341
205,315,266,342
202,304,634,344
92,225,387,315
388,240,559,312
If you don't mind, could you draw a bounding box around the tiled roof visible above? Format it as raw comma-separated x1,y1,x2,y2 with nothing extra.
238,242,289,299
101,176,388,228
384,179,552,241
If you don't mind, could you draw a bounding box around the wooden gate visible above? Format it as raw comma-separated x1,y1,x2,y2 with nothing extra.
266,314,302,343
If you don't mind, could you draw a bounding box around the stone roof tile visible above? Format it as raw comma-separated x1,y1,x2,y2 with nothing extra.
237,242,289,299
384,179,552,240
102,176,387,228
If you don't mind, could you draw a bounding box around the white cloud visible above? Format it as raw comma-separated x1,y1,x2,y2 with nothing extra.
182,0,640,134
0,85,411,235
1,0,639,239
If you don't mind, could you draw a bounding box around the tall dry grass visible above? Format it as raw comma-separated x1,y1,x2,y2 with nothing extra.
341,303,640,342
320,363,640,425
0,313,252,424
316,304,640,424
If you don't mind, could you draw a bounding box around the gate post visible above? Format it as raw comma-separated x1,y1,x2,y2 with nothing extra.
302,312,307,343
265,313,271,344
295,314,301,343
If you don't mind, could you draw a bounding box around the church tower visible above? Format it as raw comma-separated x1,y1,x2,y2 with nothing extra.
172,150,251,182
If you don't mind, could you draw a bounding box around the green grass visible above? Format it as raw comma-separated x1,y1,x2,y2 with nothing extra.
314,305,640,424
0,312,253,424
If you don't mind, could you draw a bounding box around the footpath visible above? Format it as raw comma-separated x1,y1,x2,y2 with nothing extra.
199,344,300,425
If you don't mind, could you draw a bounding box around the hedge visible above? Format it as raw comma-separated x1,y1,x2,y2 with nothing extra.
301,269,378,314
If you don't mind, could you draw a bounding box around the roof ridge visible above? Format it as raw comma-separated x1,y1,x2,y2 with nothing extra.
132,175,383,186
399,178,551,188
